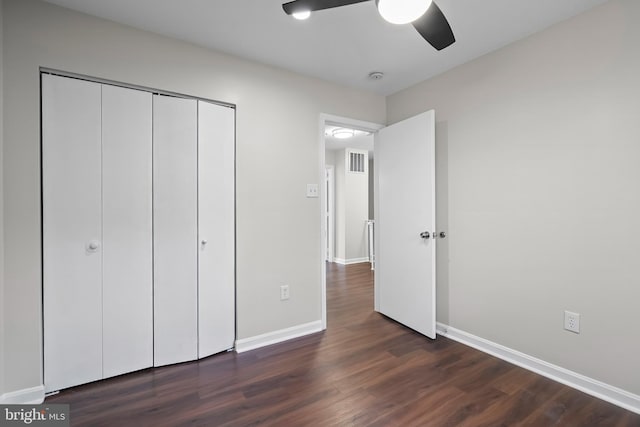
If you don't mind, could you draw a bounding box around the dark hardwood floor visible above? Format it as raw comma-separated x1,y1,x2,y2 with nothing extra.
48,262,640,426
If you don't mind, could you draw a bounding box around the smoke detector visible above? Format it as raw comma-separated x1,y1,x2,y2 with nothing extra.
368,71,384,81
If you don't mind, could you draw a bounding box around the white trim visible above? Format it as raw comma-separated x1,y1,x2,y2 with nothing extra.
234,320,323,353
321,114,385,134
0,385,45,404
373,134,380,311
436,323,640,415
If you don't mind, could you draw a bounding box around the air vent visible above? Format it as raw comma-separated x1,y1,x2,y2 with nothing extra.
348,151,366,174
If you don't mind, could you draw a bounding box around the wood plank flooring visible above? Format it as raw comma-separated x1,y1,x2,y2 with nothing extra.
47,262,640,426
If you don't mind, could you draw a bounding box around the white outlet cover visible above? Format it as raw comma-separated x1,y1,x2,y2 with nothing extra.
564,310,580,334
280,285,290,300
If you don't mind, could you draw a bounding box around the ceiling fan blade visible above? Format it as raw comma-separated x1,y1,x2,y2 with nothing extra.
283,0,369,15
412,2,455,51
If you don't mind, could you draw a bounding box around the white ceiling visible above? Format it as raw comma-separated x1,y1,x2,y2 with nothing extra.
42,0,609,95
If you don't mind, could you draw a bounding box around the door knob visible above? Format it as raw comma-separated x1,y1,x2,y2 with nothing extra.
439,231,446,239
201,239,208,246
420,231,430,239
86,240,100,252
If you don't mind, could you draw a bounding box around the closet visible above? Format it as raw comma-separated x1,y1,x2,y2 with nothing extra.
152,95,199,366
42,74,235,392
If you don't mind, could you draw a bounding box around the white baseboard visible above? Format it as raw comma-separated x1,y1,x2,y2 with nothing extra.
436,322,640,415
0,385,45,404
235,320,323,353
334,257,370,265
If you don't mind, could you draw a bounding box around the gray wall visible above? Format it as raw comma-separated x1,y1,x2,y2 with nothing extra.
331,148,369,262
0,0,385,396
324,149,336,167
344,150,369,261
388,0,640,395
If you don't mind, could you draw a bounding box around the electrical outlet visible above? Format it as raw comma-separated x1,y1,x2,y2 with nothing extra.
564,311,580,334
280,285,290,301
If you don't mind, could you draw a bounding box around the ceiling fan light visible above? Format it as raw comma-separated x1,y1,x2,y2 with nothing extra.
376,0,432,25
332,128,355,139
292,10,311,20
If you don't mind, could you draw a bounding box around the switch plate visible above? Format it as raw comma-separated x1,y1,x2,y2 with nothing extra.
306,184,319,198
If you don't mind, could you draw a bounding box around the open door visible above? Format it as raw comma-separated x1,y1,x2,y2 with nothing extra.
374,110,436,338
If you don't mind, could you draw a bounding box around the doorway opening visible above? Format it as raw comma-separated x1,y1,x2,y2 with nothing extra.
319,114,384,329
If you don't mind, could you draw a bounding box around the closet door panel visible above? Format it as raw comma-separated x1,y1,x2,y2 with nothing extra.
43,75,103,392
198,101,236,358
102,85,153,378
153,95,199,366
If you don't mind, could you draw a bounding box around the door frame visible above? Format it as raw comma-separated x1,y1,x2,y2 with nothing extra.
325,165,335,263
318,114,384,330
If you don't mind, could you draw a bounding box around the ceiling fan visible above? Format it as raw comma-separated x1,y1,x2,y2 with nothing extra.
282,0,455,51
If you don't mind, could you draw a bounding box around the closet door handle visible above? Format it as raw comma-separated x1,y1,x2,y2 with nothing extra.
86,240,101,253
201,239,208,246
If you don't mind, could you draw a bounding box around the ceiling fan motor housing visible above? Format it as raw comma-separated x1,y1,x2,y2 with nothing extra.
375,0,433,25
282,0,455,51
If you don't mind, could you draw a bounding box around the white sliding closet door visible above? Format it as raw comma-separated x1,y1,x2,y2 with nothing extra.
198,101,235,358
102,85,153,378
153,95,199,366
43,75,103,392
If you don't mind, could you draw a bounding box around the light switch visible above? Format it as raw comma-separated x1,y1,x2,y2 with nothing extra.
306,184,319,198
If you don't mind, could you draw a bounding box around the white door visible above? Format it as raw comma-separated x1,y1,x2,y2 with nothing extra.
197,100,236,358
374,110,436,338
44,76,155,390
101,84,153,378
153,95,199,366
43,75,103,392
